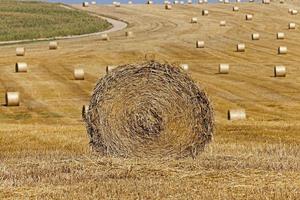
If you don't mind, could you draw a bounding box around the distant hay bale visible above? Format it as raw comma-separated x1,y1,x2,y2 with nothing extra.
15,62,28,73
82,61,214,158
278,46,287,54
274,66,286,77
246,14,253,20
262,0,270,4
106,65,117,74
202,10,209,16
236,0,241,2
233,6,239,11
100,34,109,41
249,0,254,2
237,43,245,52
187,0,193,4
82,2,89,7
277,32,285,39
180,1,184,4
191,17,198,23
91,1,96,5
291,10,298,15
5,92,20,106
289,22,296,29
196,40,205,48
128,1,133,4
220,20,226,26
219,64,229,74
198,0,204,4
204,0,208,3
165,4,172,9
174,0,179,4
49,41,58,50
113,2,121,7
180,63,189,71
125,31,134,37
252,33,260,40
147,0,153,4
16,47,25,56
74,68,85,80
224,0,229,4
219,0,224,2
228,109,246,120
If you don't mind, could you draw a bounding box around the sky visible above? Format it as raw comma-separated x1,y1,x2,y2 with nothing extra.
47,0,243,4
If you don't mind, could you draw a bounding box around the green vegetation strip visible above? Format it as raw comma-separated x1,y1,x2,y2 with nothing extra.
0,0,111,41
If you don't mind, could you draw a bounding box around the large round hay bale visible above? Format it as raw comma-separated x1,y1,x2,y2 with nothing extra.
219,64,229,74
278,46,287,54
277,32,285,39
196,40,205,48
191,17,198,23
246,14,253,20
49,41,58,50
83,61,214,158
289,22,296,29
16,47,25,56
74,68,85,80
237,43,245,52
228,109,246,120
82,1,89,7
5,92,20,106
274,66,286,77
252,33,260,40
233,6,239,11
15,62,28,73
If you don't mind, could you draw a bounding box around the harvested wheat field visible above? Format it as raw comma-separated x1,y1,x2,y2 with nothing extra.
1,1,300,199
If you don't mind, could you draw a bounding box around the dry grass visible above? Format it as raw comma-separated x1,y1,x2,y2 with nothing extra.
1,1,300,199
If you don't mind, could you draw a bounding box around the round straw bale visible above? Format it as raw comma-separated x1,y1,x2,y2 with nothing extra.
191,17,198,23
106,65,117,74
277,32,285,39
237,43,245,52
165,4,172,9
5,92,20,106
219,0,224,2
198,0,204,4
83,61,214,158
114,2,121,7
289,22,296,29
202,10,209,16
128,1,133,4
180,63,189,71
291,10,298,15
278,46,287,54
246,14,253,20
187,0,193,4
288,8,292,13
236,0,241,2
91,1,96,5
126,31,134,37
228,109,246,120
15,62,28,73
174,0,179,4
147,0,153,4
16,47,25,56
249,0,254,2
274,66,286,77
220,20,226,26
204,0,207,3
74,68,85,80
224,0,229,4
180,1,184,4
233,6,239,11
49,41,58,50
82,2,89,7
262,0,270,4
100,34,109,41
219,64,229,74
196,40,205,48
252,33,260,40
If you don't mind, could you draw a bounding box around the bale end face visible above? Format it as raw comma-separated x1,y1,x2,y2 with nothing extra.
196,41,205,48
84,61,214,158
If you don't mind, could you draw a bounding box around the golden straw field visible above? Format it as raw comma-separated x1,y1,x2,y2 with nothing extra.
1,1,300,199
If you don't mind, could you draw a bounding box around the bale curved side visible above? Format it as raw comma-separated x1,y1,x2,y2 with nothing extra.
83,61,214,158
